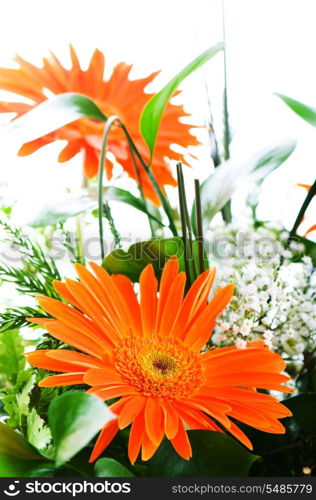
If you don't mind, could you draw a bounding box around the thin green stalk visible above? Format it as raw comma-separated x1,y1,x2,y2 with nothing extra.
75,215,85,265
194,179,205,274
177,164,191,287
221,0,232,223
103,201,122,248
286,178,316,247
126,136,156,237
177,163,197,280
119,122,178,236
98,116,120,260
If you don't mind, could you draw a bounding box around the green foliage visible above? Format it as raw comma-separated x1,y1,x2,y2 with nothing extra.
0,220,61,298
276,93,316,127
0,421,53,477
0,306,48,333
192,139,296,233
3,369,37,428
26,408,53,457
140,43,224,158
244,393,316,476
147,431,258,477
30,188,164,228
94,458,135,477
102,237,208,283
48,391,112,466
2,369,55,457
0,92,106,144
0,329,25,385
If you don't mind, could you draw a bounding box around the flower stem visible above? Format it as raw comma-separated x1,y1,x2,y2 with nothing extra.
123,130,156,237
177,163,197,280
194,179,205,273
119,123,178,236
286,178,316,247
177,163,192,287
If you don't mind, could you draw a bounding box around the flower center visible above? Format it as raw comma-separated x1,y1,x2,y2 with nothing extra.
145,352,178,378
114,335,205,399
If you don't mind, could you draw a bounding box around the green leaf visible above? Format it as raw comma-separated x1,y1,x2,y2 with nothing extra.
29,188,165,228
192,139,296,233
27,408,53,457
0,422,52,477
285,393,316,435
140,43,224,158
0,92,106,144
30,196,98,227
94,458,135,477
275,93,316,127
3,369,36,428
148,431,258,477
102,237,208,283
243,393,316,477
48,391,113,466
0,329,25,385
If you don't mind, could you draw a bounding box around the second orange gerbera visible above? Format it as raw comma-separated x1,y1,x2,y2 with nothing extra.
0,46,199,204
26,258,292,464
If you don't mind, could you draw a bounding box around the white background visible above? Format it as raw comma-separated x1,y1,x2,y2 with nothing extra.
0,0,315,239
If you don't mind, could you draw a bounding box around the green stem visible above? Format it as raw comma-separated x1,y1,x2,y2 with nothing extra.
194,179,205,274
286,178,316,247
98,115,120,260
177,163,197,280
75,215,85,265
177,164,191,287
221,0,232,223
125,133,156,237
119,123,178,236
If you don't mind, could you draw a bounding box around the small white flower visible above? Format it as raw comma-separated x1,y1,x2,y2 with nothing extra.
235,338,247,349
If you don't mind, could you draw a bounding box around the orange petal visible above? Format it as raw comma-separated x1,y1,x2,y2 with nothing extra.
161,400,179,439
118,396,146,429
144,398,164,446
39,373,85,387
26,350,87,373
170,419,192,460
83,368,123,386
128,410,145,464
141,431,159,461
184,283,234,350
89,419,119,463
139,265,158,337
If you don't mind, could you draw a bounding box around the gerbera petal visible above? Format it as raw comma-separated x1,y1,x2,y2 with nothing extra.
158,272,186,336
128,411,145,464
139,265,158,337
26,349,82,372
144,398,164,446
141,431,159,461
170,419,192,460
83,368,124,386
161,400,179,439
118,396,146,429
39,373,85,387
89,419,119,463
184,283,234,350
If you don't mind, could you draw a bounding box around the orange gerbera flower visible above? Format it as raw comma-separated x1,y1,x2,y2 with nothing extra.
0,46,199,204
26,258,292,464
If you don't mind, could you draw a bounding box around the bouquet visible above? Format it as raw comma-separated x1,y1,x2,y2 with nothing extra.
0,42,315,479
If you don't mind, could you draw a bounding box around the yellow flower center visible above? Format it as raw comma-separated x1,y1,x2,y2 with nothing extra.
143,352,178,379
114,335,205,399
